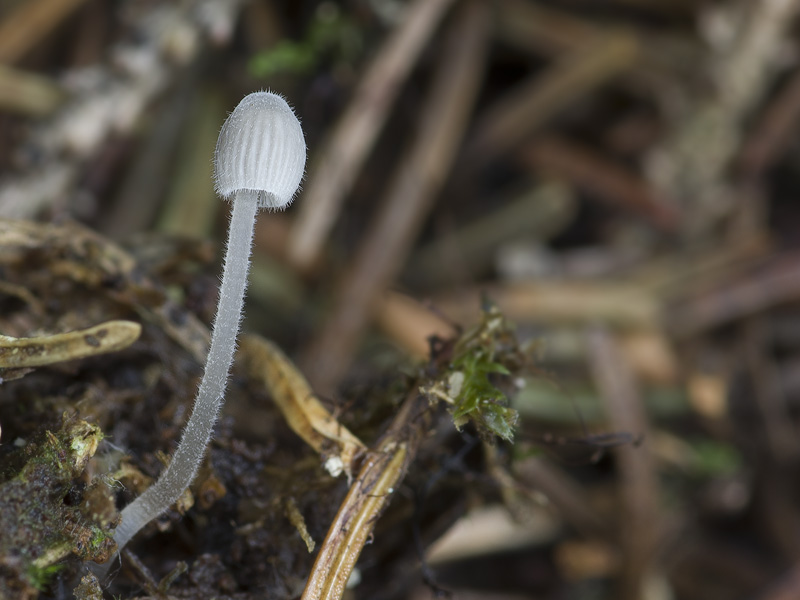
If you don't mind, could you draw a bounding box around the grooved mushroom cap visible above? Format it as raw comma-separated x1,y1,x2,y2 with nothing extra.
214,91,307,209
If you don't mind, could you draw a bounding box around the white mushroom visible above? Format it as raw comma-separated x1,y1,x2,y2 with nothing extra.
113,91,306,552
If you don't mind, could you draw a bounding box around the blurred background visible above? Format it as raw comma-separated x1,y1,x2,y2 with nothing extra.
2,0,800,599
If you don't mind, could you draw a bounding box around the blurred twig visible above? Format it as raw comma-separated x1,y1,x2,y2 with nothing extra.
738,65,800,178
742,318,799,462
464,30,640,162
375,292,458,359
100,66,202,237
514,456,610,540
519,135,679,230
667,253,800,338
301,1,490,394
757,562,800,600
0,0,89,64
433,281,660,329
0,65,64,117
301,389,429,600
156,85,223,239
406,181,576,288
494,0,604,57
586,327,661,600
287,0,457,273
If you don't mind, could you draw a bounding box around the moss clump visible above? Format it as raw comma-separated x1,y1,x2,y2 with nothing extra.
450,351,518,441
25,563,63,593
423,304,525,442
0,414,115,597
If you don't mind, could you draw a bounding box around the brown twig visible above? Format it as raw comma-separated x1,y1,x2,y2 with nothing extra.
0,320,141,369
519,135,679,230
432,280,660,329
286,0,458,273
406,181,576,288
464,31,640,162
667,252,800,338
300,390,430,600
513,456,611,540
374,291,459,359
300,1,490,394
585,327,660,600
494,0,603,57
0,0,90,64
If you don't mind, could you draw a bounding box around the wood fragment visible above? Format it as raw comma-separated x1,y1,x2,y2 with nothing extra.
287,0,457,272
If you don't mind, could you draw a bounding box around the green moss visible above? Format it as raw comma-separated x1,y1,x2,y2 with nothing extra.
451,351,517,441
687,440,742,477
89,526,107,552
248,3,361,78
26,562,65,591
424,304,526,442
0,414,113,591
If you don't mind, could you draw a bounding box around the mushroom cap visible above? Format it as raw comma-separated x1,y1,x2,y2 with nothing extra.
214,91,307,209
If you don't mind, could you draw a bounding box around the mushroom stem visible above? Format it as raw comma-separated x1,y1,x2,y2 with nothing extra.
114,190,259,550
